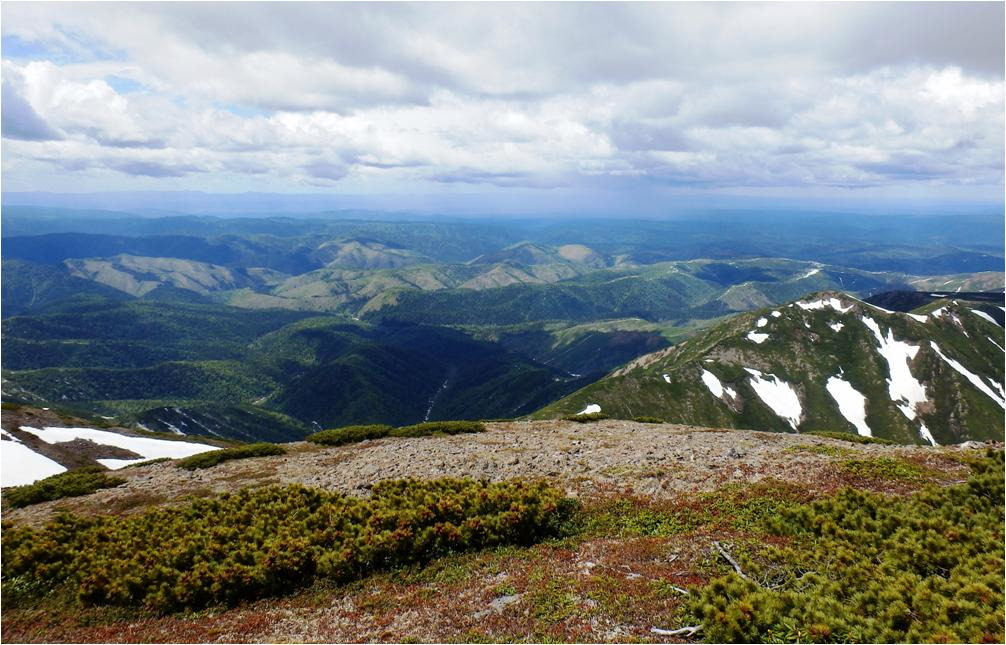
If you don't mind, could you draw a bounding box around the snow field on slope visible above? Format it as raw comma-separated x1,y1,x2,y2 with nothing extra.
796,297,852,313
929,342,1006,409
577,404,602,415
701,369,736,401
2,441,68,487
743,368,802,430
18,426,220,468
746,331,769,344
860,316,928,421
825,375,872,437
969,309,999,326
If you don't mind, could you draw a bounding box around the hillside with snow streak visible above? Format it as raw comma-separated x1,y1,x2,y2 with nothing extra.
536,291,1004,445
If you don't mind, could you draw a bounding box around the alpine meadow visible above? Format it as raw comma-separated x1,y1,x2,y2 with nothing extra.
1,2,1003,644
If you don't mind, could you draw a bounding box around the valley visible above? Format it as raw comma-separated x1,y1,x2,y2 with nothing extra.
2,207,1003,444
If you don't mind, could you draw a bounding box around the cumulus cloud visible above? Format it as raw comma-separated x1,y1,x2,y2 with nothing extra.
0,2,1002,198
1,78,62,141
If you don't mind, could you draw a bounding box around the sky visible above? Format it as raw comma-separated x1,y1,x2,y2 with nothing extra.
1,2,1004,212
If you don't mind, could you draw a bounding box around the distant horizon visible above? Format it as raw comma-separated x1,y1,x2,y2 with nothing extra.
3,189,1003,219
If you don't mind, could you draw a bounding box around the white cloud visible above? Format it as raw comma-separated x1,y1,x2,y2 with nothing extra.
1,3,1002,195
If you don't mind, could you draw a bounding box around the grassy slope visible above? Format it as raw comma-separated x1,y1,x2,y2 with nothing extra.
535,293,1004,444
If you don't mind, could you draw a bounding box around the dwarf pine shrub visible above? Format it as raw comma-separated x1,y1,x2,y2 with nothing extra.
1,478,573,613
4,467,126,509
806,430,894,445
562,412,609,423
391,420,485,437
175,442,285,470
306,424,394,446
686,450,1004,643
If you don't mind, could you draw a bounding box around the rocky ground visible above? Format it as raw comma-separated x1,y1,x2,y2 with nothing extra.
2,419,992,643
2,419,971,527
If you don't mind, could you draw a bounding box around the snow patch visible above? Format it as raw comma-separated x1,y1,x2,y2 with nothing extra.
771,311,782,318
799,267,821,279
860,316,928,421
970,309,999,326
701,369,736,401
918,423,938,447
743,368,802,430
828,321,844,332
2,441,68,487
988,336,1005,353
97,458,148,469
825,375,872,437
577,404,602,415
756,317,768,328
18,426,220,467
796,297,853,313
906,313,928,323
929,342,1005,409
746,331,769,344
662,374,671,384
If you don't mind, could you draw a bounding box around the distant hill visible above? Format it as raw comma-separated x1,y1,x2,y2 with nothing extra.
536,291,1004,445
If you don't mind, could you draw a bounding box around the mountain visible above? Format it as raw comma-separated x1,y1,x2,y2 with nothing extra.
535,291,1004,445
1,301,591,436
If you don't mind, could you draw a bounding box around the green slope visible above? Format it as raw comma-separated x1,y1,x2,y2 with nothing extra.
535,292,1004,445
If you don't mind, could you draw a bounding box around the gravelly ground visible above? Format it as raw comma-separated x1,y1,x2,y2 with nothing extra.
4,419,962,526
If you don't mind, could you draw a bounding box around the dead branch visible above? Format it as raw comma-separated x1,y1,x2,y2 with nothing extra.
712,540,754,583
651,625,703,637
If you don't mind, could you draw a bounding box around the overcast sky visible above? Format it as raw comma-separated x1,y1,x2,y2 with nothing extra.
1,2,1003,209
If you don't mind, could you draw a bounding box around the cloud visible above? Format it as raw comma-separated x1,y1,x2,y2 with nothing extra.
0,79,62,140
0,3,1002,198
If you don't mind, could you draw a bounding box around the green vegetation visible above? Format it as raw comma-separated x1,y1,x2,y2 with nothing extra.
839,456,935,482
391,420,485,437
538,295,1005,445
686,450,1004,643
562,412,609,423
306,421,485,447
806,430,894,445
4,467,125,509
175,443,286,470
306,424,395,446
1,478,573,612
577,480,811,539
632,416,666,424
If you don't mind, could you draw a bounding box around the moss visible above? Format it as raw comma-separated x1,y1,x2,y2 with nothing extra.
175,442,285,470
4,467,125,509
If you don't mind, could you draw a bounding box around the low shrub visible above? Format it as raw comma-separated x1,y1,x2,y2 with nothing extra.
306,424,393,446
4,467,125,509
1,478,573,612
806,430,894,445
562,412,609,423
391,421,485,437
632,416,666,424
175,443,285,470
839,456,933,482
685,450,1005,643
